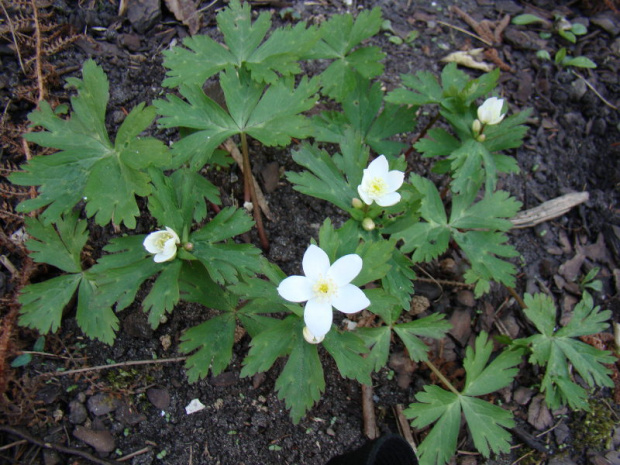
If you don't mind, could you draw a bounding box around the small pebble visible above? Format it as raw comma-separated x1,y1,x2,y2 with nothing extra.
73,425,115,453
68,400,88,424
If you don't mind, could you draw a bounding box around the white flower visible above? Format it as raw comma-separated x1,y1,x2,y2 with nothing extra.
143,227,180,263
277,244,370,341
477,97,506,126
357,155,404,207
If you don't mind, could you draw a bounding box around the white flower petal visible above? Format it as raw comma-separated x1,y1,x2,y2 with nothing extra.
331,284,370,314
376,191,401,207
164,226,180,244
304,298,333,339
154,251,175,263
303,244,330,280
477,97,505,125
327,254,363,287
278,276,313,302
143,231,165,254
357,185,373,205
385,170,405,191
367,155,389,176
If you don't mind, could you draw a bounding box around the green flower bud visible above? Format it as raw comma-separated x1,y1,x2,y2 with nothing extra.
472,118,482,134
362,217,375,231
351,198,364,209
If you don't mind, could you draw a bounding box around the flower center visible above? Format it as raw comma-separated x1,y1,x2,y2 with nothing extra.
312,276,338,303
155,233,173,250
367,177,388,198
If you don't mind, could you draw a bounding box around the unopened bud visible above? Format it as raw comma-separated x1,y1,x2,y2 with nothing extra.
351,198,364,209
476,134,486,142
183,242,194,251
303,326,324,344
472,119,482,134
362,217,375,231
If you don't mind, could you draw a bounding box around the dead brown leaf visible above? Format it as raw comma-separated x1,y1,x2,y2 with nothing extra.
527,394,553,431
164,0,201,35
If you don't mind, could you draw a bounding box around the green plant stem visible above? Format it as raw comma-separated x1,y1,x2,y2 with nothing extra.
507,286,526,310
240,132,269,251
406,112,440,158
424,359,460,396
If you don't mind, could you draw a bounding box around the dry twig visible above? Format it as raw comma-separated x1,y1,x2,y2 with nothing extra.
0,425,122,465
510,192,589,229
361,383,378,439
39,356,188,378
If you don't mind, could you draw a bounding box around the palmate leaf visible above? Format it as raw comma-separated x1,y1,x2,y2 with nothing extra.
18,274,82,335
520,293,615,410
23,210,87,273
381,250,416,310
179,313,237,382
386,174,521,295
274,319,326,423
148,167,221,236
312,77,416,156
310,8,385,101
18,212,119,344
462,332,524,397
384,174,450,260
75,277,118,345
287,143,356,211
11,60,169,228
178,261,236,312
190,207,262,284
323,330,371,384
241,316,298,377
162,0,318,87
406,386,460,465
89,235,161,311
155,69,319,169
387,64,498,109
18,272,119,345
357,326,392,372
456,230,520,297
406,332,522,465
142,259,182,329
393,314,452,362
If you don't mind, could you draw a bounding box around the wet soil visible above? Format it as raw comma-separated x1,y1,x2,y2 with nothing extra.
1,1,619,464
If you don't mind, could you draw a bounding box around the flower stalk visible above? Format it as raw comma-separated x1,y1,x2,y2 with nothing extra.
241,132,269,251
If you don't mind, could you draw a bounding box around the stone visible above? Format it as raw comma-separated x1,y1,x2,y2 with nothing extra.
147,388,171,410
127,0,161,34
68,400,88,424
73,425,115,453
87,392,122,416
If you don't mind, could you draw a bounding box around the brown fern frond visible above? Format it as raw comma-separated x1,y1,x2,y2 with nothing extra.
0,200,24,222
0,183,30,197
0,161,23,176
41,33,82,57
0,16,35,37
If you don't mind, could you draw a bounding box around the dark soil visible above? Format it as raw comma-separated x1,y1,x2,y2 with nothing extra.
1,1,619,465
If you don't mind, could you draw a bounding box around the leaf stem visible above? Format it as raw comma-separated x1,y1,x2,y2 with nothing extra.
424,359,460,396
240,132,269,251
507,286,526,310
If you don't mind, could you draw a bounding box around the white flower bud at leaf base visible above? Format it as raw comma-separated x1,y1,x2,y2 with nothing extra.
351,198,364,209
362,217,376,231
472,118,482,135
143,227,180,263
477,97,506,126
303,326,325,344
357,155,405,207
277,244,370,342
